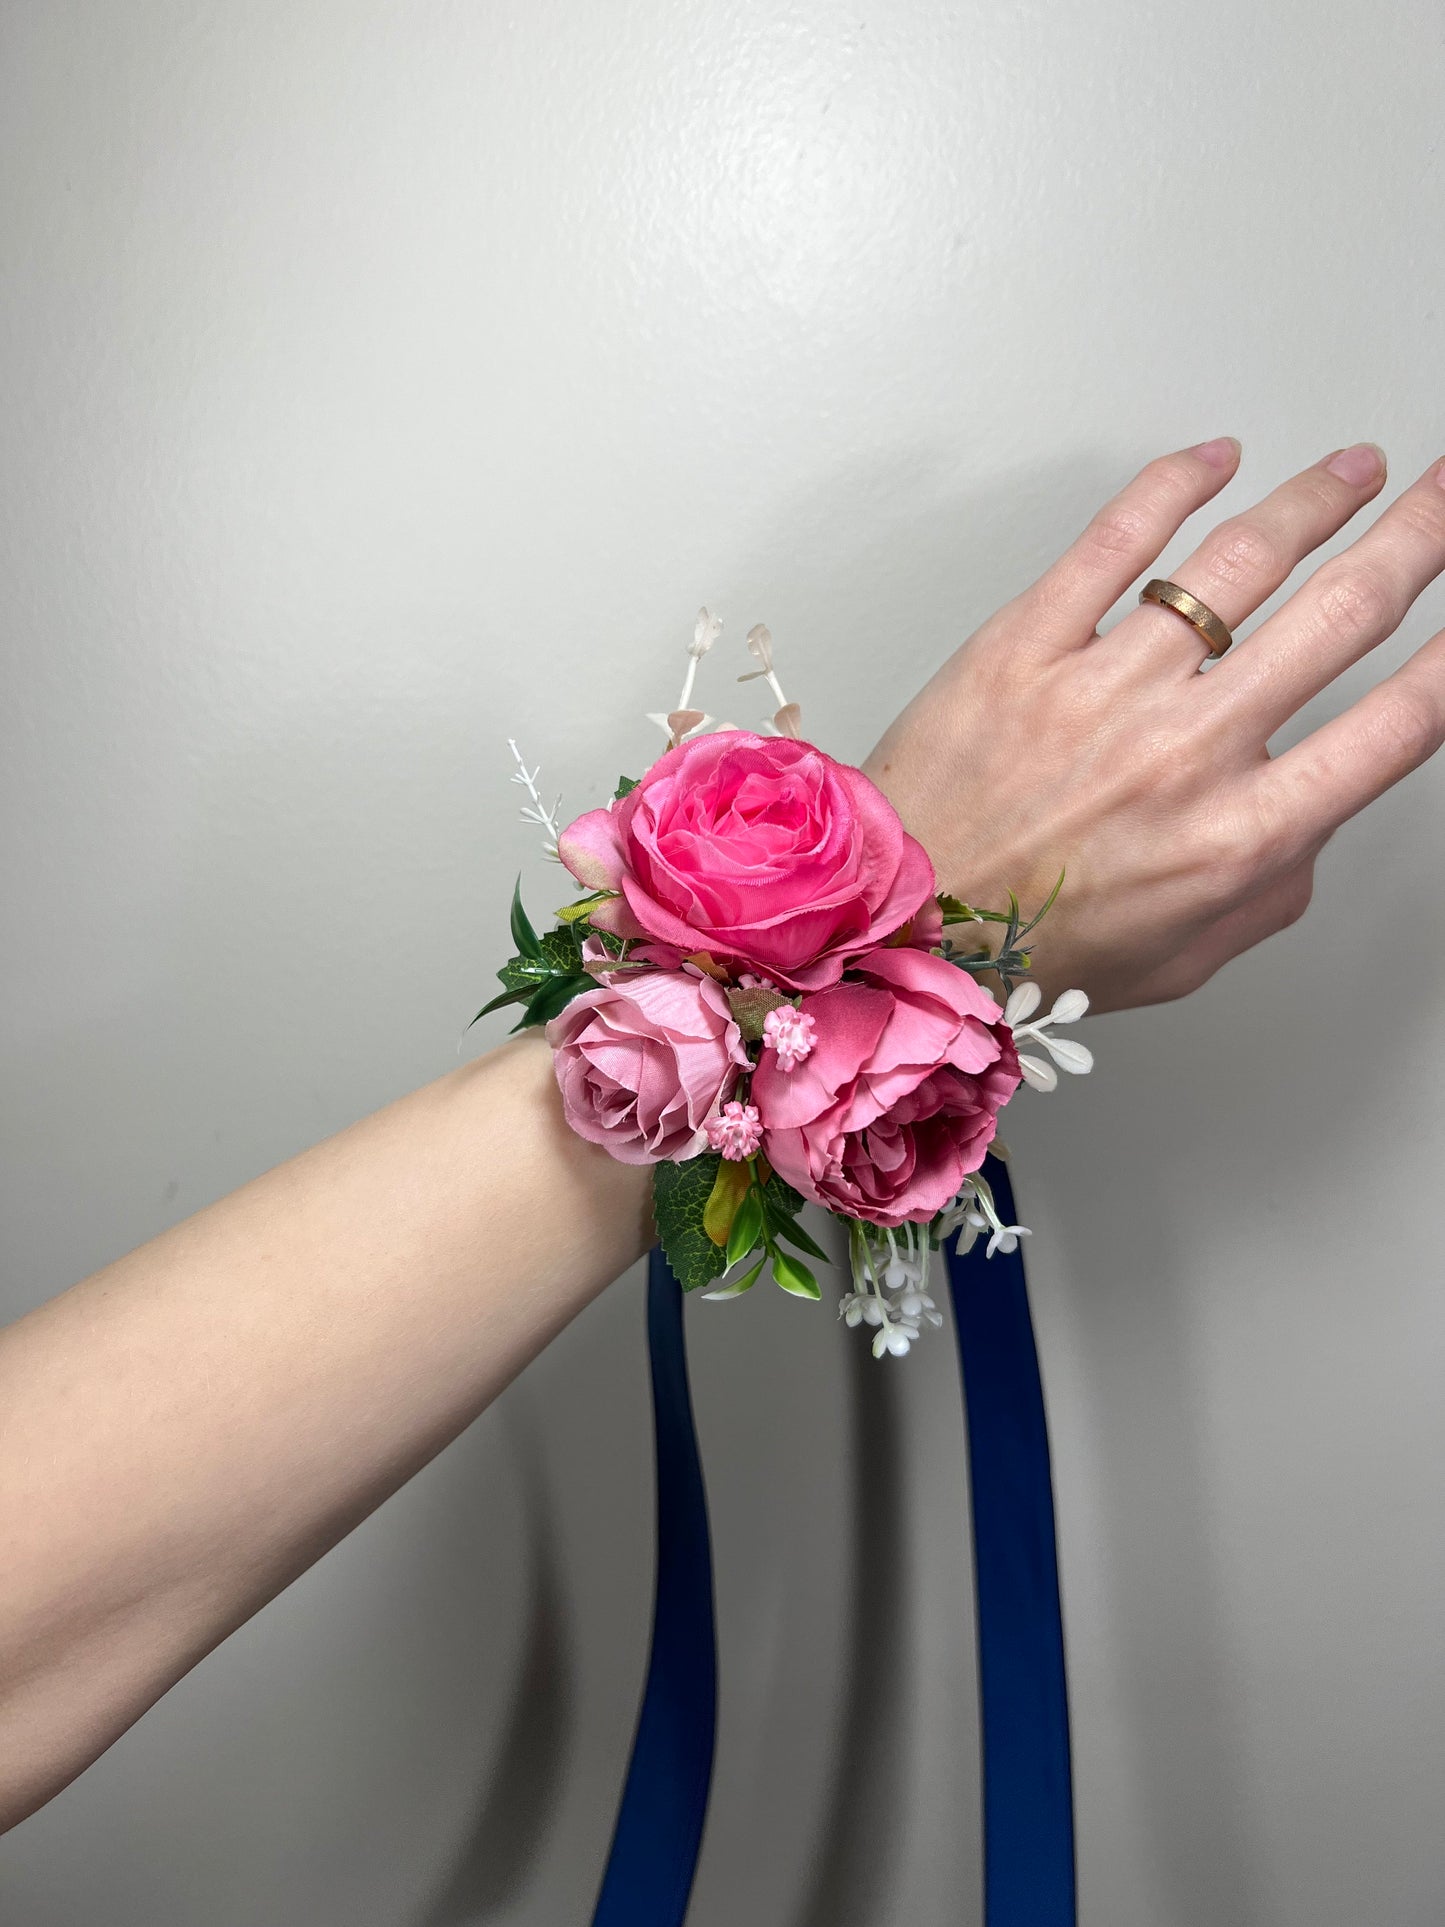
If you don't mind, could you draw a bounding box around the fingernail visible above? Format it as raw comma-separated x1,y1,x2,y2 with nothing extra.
1192,436,1241,469
1434,458,1445,492
1326,442,1385,484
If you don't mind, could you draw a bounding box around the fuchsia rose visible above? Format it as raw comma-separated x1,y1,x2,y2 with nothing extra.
751,947,1021,1228
558,732,935,990
545,970,748,1165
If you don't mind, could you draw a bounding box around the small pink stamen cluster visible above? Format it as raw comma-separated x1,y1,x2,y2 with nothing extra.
705,1100,764,1161
762,1004,817,1072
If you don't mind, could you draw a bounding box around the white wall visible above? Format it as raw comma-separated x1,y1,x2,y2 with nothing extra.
3,3,1443,1922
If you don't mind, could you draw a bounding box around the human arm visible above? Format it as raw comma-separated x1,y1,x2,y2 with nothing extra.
7,435,1445,1828
0,1033,650,1831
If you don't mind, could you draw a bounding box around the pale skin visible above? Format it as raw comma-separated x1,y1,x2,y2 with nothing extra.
4,438,1445,1833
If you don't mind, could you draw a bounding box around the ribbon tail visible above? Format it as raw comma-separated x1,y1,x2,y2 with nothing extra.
946,1153,1077,1927
591,1247,718,1927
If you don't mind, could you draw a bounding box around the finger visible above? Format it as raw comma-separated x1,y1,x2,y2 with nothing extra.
1209,454,1445,734
1111,442,1388,673
1020,438,1242,649
1263,623,1445,848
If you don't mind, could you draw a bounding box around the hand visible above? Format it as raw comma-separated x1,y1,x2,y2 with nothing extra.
865,437,1445,1012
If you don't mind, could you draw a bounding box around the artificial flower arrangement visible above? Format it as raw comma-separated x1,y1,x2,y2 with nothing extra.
477,613,1093,1356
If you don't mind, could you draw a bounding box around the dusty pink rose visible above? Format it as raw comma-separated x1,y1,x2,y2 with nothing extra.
751,946,1021,1227
558,732,935,990
545,970,748,1165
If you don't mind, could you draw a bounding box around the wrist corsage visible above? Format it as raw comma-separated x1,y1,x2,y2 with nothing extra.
477,612,1093,1357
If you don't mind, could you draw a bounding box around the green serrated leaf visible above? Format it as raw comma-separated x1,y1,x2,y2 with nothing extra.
614,775,640,799
766,1172,805,1214
725,1188,765,1267
701,1254,767,1299
540,926,584,973
497,954,551,993
510,877,543,959
653,1155,729,1291
770,1248,820,1300
774,1216,829,1262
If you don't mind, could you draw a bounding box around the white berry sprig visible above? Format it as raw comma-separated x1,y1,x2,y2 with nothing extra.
1004,982,1093,1092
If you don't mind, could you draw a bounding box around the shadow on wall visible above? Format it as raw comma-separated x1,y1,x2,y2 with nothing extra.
1025,776,1445,1922
791,1338,916,1927
416,1409,577,1926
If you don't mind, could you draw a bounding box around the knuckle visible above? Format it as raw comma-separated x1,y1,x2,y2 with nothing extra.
1374,687,1440,766
1203,519,1284,590
1311,560,1397,642
1296,472,1346,518
1198,803,1293,894
1086,501,1155,561
1392,488,1445,548
1134,452,1185,492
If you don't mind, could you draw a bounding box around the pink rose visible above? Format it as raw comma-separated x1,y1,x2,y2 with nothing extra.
751,947,1021,1227
545,969,749,1165
558,733,935,990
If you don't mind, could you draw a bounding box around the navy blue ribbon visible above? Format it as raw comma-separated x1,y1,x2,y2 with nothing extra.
593,1159,1075,1925
946,1153,1076,1927
591,1248,717,1927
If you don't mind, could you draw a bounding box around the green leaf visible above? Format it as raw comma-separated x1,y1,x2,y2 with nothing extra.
1016,866,1065,938
725,1188,765,1267
770,1248,820,1299
540,926,584,974
653,1155,729,1292
509,877,542,960
774,1216,829,1262
764,1171,805,1215
757,1169,806,1233
496,954,551,993
469,983,535,1024
937,893,1012,926
516,974,592,1029
614,775,640,799
702,1156,752,1246
701,1254,767,1299
555,891,617,925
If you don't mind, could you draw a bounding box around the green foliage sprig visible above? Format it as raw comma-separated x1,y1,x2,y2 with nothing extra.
937,869,1064,997
470,878,600,1032
653,1151,827,1296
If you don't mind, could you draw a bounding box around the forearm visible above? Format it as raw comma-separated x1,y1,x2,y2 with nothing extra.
0,1030,650,1831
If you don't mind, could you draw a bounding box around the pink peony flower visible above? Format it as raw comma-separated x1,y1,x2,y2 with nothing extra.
751,946,1021,1228
546,970,749,1165
557,732,935,990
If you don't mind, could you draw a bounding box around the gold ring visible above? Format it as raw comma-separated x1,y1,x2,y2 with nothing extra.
1138,578,1234,657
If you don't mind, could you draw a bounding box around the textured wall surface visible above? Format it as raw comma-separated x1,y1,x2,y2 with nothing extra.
3,3,1444,1923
